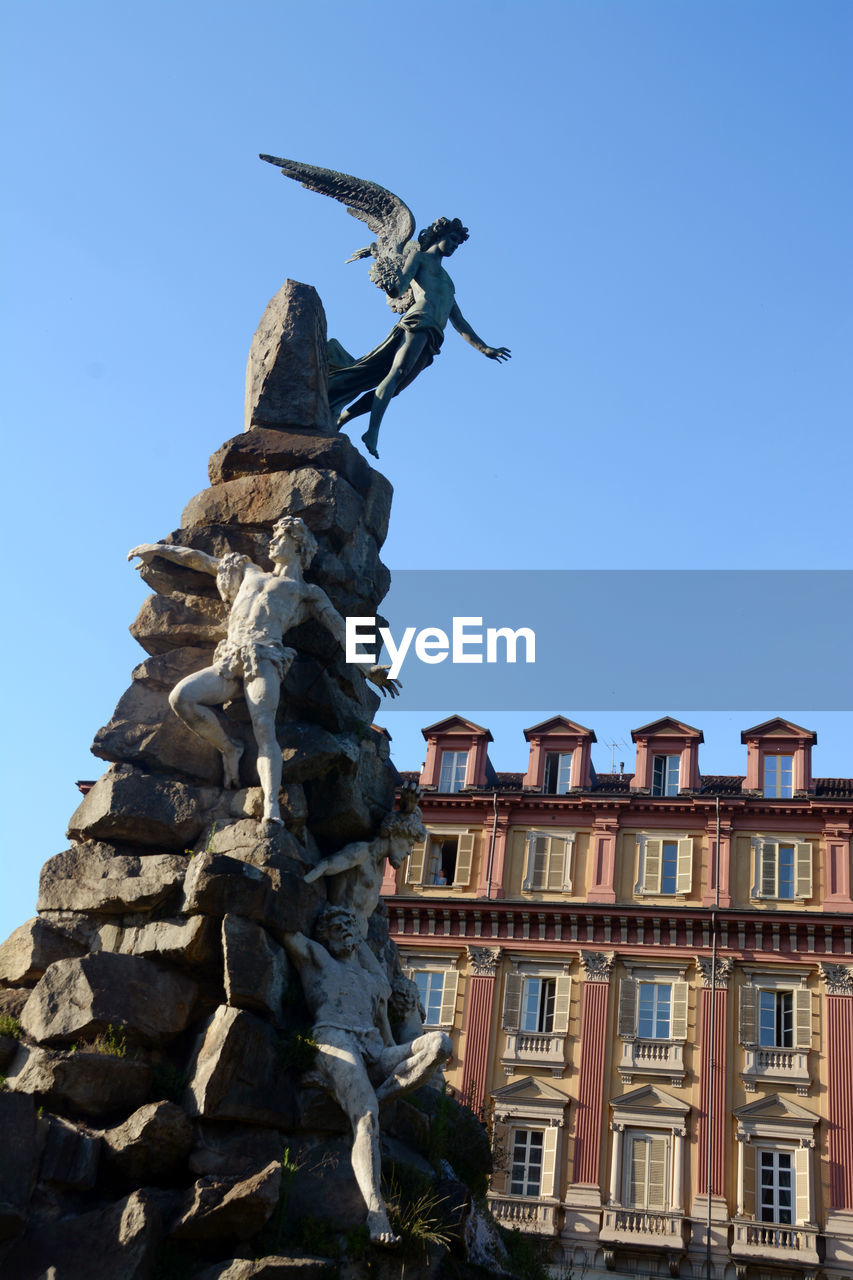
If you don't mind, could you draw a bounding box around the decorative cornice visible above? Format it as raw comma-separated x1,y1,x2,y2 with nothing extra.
696,956,733,988
821,963,853,996
467,945,502,977
580,950,615,983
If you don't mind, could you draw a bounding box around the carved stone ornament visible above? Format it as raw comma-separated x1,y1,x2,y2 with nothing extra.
580,951,615,983
821,963,853,996
696,955,733,988
467,945,502,977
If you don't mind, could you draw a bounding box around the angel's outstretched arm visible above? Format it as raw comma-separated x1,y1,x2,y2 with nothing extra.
448,303,512,361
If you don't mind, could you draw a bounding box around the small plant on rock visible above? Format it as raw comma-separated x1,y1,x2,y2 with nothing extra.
0,1015,22,1039
89,1024,128,1057
384,1166,451,1255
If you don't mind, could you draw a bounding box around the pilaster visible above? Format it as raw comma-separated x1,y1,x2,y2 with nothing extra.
823,823,853,909
572,951,614,1185
702,816,732,908
587,817,618,903
460,946,502,1111
823,963,853,1209
695,956,732,1206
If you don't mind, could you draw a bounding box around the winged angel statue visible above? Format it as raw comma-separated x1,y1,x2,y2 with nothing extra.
260,155,511,459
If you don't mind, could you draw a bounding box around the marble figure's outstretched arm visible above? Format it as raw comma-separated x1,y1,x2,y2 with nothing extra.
305,584,402,698
304,841,372,885
128,543,221,575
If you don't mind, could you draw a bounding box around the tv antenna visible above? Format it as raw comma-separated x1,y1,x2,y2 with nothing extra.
604,738,630,773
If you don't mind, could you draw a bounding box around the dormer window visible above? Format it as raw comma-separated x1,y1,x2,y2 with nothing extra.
439,750,468,793
543,751,573,794
764,754,794,798
651,755,680,796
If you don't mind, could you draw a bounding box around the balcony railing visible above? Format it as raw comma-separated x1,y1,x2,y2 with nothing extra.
742,1047,810,1095
502,1031,565,1076
488,1195,559,1236
600,1206,688,1249
618,1038,685,1084
732,1219,819,1265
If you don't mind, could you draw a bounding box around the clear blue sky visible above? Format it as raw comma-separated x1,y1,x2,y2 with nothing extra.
1,1,851,944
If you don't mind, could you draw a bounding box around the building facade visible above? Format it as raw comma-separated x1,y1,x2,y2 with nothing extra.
382,714,853,1280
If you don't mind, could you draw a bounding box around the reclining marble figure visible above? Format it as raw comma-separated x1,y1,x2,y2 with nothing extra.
283,905,452,1245
128,516,399,825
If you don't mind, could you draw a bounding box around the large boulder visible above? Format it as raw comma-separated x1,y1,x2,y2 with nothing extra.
129,591,227,656
209,427,373,494
184,1005,296,1129
1,1189,162,1280
38,843,189,914
196,1255,336,1279
95,915,219,969
222,914,288,1017
171,1160,282,1242
39,1113,101,1189
20,952,197,1046
103,1101,193,1180
244,279,334,433
181,468,365,547
0,917,86,986
66,765,220,850
7,1045,153,1118
0,1093,39,1241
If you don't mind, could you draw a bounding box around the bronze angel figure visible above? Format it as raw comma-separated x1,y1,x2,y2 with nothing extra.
260,155,511,459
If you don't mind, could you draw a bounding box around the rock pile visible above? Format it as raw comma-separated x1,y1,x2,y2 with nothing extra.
0,282,505,1279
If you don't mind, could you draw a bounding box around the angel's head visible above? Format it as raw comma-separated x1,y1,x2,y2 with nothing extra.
418,217,469,255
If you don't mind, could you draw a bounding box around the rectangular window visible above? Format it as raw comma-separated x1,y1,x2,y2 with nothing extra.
660,841,678,894
626,1132,668,1211
760,1150,793,1225
637,983,672,1039
543,751,573,794
764,755,794,798
759,991,794,1048
652,754,680,796
522,832,572,892
438,751,468,794
757,840,808,899
413,971,444,1026
425,836,458,885
510,1129,544,1196
520,977,556,1034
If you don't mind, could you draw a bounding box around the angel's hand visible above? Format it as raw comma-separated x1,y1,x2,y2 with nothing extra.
368,665,402,698
484,346,512,362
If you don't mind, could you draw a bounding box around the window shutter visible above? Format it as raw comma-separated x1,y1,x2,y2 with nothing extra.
552,973,571,1035
523,835,549,890
676,838,693,893
760,840,777,898
541,1125,559,1198
490,1121,510,1194
438,970,459,1029
740,986,758,1045
546,837,567,892
741,1142,756,1218
671,981,689,1040
502,973,524,1031
794,1144,812,1224
453,833,476,887
795,842,813,899
407,839,427,885
794,988,812,1050
643,839,663,893
619,978,637,1037
647,1135,668,1211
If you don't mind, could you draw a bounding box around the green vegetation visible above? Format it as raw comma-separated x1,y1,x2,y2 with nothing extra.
497,1226,553,1280
88,1024,128,1057
255,1147,303,1255
0,1014,22,1039
428,1085,492,1199
276,1027,318,1072
384,1165,451,1256
0,1075,7,1092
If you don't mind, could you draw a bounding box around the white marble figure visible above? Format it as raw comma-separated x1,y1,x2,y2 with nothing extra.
303,782,426,938
128,517,399,825
283,906,452,1246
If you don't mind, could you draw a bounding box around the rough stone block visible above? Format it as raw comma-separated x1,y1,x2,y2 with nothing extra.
197,1255,336,1280
244,279,334,434
171,1159,282,1242
209,427,373,495
92,648,223,782
189,1124,284,1179
0,1093,39,1241
39,1113,101,1189
66,765,219,850
184,1005,296,1129
103,1101,193,1180
1,1189,162,1280
362,469,393,546
222,915,288,1016
38,843,189,915
20,952,197,1046
95,915,219,968
181,851,271,920
0,917,86,986
7,1045,153,1118
0,987,30,1021
181,468,364,546
129,591,227,656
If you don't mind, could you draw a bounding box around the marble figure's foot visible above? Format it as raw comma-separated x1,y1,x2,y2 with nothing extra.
221,742,244,789
361,430,380,460
366,1209,400,1248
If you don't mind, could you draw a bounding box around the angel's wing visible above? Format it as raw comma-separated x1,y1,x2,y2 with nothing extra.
259,155,415,261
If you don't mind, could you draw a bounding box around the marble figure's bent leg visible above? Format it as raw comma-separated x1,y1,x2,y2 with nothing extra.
244,657,287,824
373,1030,452,1105
168,667,244,787
314,1031,401,1247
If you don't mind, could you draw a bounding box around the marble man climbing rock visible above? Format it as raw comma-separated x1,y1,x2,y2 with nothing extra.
128,516,399,827
261,155,511,459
